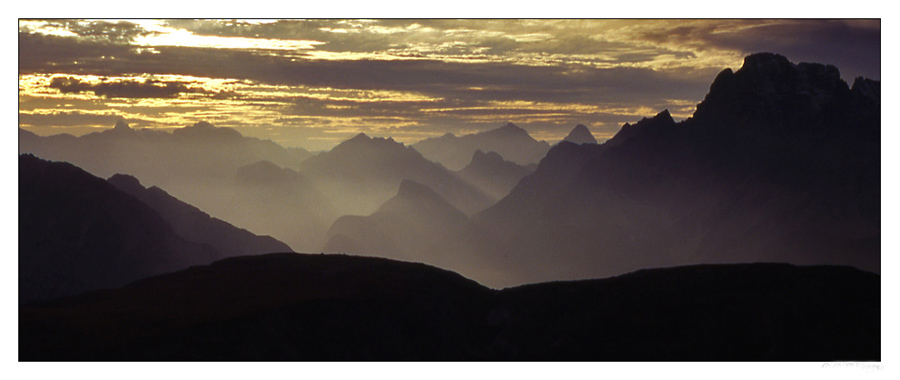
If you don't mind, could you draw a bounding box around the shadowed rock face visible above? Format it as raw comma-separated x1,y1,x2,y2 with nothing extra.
413,123,551,170
473,53,880,286
19,154,219,304
19,253,880,361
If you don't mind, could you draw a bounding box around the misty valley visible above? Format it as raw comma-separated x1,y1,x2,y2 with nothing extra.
19,53,880,361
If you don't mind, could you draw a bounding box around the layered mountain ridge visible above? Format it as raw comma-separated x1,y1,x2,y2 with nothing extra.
412,122,552,170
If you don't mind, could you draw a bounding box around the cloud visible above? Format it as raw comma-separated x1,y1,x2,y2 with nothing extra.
18,110,125,127
17,19,881,147
48,76,195,99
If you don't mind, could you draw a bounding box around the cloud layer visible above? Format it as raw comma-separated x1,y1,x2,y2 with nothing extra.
18,19,880,150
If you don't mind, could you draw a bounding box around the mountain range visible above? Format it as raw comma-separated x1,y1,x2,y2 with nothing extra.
18,53,881,360
412,122,552,170
301,133,495,217
470,53,880,285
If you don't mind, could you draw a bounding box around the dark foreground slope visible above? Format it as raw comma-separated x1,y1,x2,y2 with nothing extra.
19,154,291,304
20,253,879,361
19,154,217,304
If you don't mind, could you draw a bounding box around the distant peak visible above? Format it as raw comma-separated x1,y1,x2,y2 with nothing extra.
191,121,216,129
113,120,131,130
346,133,371,143
562,124,598,145
174,121,243,139
498,122,525,133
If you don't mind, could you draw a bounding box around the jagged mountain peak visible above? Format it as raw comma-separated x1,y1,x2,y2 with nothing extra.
607,109,676,146
490,122,530,138
113,120,132,131
562,124,597,145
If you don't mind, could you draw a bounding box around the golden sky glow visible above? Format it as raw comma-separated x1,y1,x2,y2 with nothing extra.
18,18,880,150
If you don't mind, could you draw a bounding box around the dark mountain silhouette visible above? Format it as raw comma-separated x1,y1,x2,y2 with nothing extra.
560,124,598,144
19,121,312,229
456,150,534,201
107,173,292,256
412,123,551,170
19,154,219,304
324,180,497,281
474,53,880,286
226,160,337,251
20,253,879,361
301,133,494,216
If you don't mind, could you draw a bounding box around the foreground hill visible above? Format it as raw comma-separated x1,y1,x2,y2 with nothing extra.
412,123,551,170
473,53,880,285
20,253,879,361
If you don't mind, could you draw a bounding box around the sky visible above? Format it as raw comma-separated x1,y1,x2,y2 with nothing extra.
18,18,881,151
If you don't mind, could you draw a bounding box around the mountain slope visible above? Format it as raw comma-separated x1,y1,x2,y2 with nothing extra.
473,53,880,286
301,133,494,216
226,160,337,251
324,180,496,280
107,173,292,256
20,253,879,361
19,154,219,304
18,121,312,237
456,150,533,201
412,123,551,170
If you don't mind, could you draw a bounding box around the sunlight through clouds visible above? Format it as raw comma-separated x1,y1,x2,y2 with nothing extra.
18,19,880,150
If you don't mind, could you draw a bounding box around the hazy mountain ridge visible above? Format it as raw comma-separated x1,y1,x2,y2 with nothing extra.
412,123,552,170
19,121,313,235
20,253,879,361
107,173,292,257
324,180,496,279
301,133,495,217
456,150,533,201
